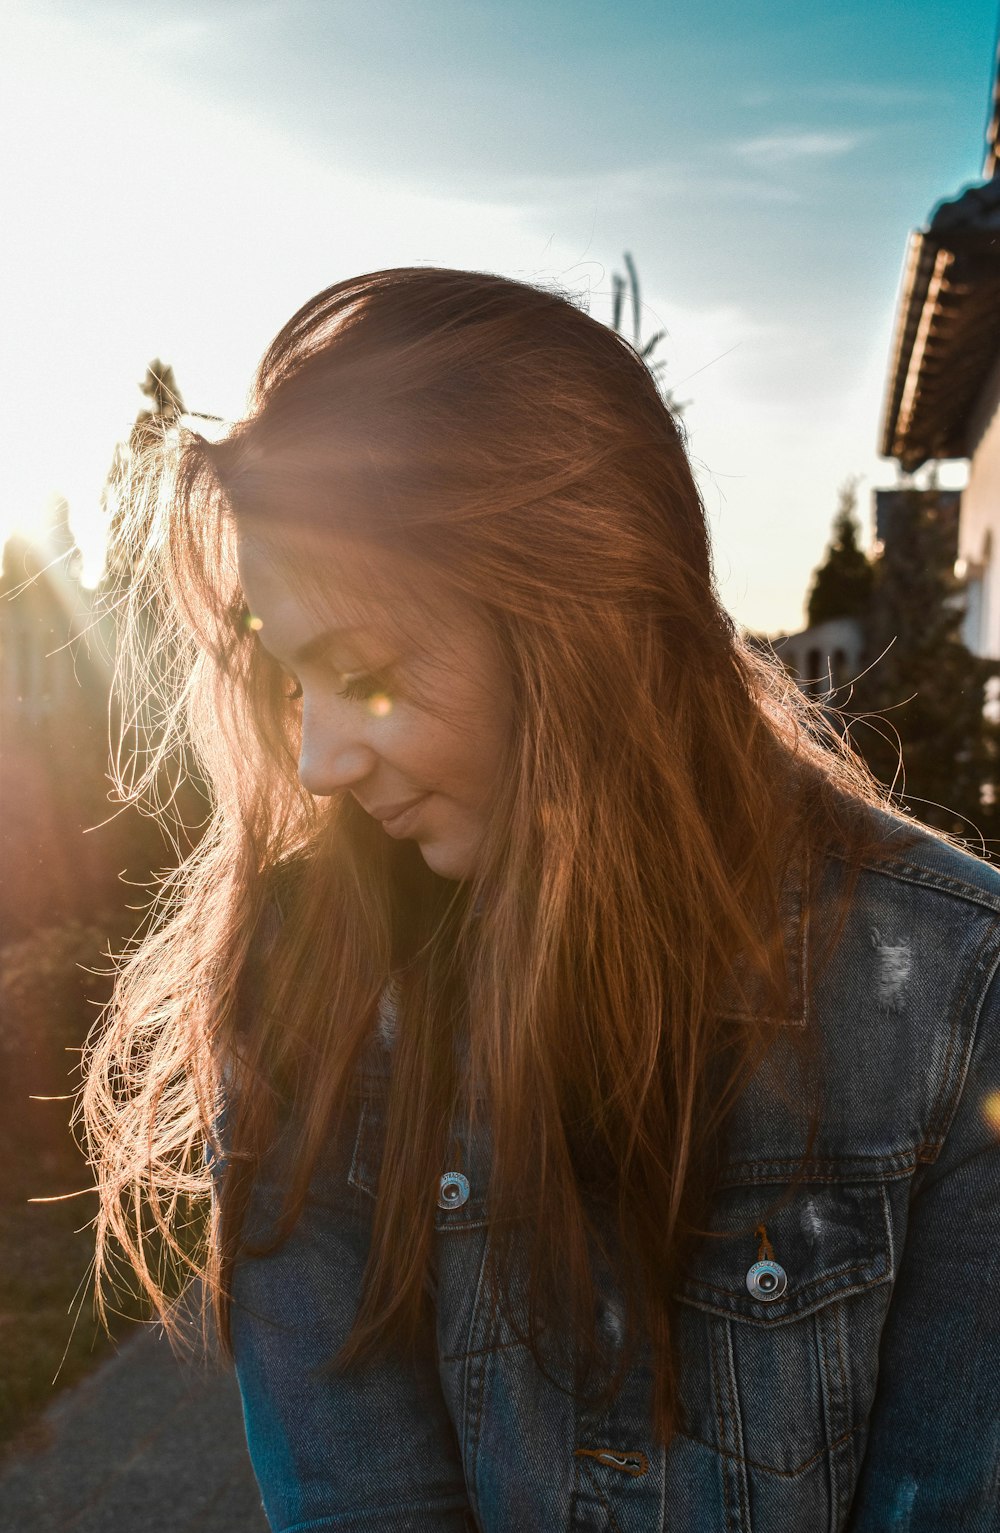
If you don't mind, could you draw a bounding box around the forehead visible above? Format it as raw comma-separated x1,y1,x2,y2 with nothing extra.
238,526,386,624
235,524,475,656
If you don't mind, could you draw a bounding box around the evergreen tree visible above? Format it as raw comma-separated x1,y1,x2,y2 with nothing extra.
852,487,1000,841
806,479,873,626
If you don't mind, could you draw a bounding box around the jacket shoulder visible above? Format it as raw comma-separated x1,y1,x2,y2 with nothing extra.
850,805,1000,919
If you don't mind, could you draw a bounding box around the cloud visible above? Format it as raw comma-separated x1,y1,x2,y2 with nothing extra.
460,161,803,219
741,83,945,110
806,83,946,107
736,131,865,166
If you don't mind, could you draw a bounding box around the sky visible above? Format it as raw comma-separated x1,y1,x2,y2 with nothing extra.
2,0,998,631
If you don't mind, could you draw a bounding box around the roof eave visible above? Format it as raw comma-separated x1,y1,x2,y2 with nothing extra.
879,231,935,466
879,178,1000,470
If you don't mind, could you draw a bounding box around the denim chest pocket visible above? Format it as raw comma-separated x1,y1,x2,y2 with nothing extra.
348,1094,491,1232
671,1181,895,1479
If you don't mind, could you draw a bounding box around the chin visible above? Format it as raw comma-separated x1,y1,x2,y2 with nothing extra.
416,838,476,882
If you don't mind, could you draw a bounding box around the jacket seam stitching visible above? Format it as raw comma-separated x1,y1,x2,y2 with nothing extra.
844,854,1000,917
921,930,1000,1157
675,1419,864,1479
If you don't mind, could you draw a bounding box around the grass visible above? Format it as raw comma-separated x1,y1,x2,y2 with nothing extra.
0,1105,157,1453
0,1187,122,1449
0,921,149,1452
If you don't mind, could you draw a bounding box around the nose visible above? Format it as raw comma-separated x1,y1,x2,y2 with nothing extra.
297,696,378,797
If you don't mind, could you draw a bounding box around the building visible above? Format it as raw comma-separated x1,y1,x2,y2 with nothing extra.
0,504,94,724
769,615,865,698
771,487,962,700
879,43,1000,657
0,514,120,938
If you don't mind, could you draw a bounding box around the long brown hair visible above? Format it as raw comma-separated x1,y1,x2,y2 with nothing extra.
81,266,886,1441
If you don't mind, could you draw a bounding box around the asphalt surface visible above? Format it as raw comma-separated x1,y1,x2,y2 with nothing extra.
0,1325,268,1532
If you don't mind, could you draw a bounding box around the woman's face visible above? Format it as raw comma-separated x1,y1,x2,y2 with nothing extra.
236,530,513,881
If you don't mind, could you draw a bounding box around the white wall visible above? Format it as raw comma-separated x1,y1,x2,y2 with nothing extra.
959,353,1000,657
771,617,865,692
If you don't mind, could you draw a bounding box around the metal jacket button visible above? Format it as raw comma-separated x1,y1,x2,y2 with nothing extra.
437,1171,470,1210
746,1259,788,1301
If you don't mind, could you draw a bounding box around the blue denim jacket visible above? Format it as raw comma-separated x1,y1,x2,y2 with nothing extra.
225,815,1000,1532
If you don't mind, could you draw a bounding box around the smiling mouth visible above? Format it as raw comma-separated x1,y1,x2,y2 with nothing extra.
374,796,428,836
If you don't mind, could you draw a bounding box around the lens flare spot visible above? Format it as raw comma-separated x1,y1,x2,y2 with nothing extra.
246,614,264,632
369,693,392,718
984,1091,1000,1134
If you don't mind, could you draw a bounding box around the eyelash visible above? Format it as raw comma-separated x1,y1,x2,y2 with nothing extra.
282,671,391,704
340,672,390,703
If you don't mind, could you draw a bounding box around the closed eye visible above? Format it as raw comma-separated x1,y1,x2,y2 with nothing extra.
280,669,394,705
339,670,393,703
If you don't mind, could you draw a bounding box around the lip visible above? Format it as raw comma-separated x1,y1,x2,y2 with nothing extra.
368,795,429,836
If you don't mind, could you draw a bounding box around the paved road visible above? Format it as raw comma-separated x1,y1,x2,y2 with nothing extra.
0,1325,268,1532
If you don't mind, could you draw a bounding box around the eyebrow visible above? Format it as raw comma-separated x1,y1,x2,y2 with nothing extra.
259,625,369,667
295,625,370,665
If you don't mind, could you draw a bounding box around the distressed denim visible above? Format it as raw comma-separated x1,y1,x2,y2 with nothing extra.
225,815,1000,1531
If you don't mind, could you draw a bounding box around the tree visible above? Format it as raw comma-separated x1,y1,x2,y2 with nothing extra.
96,360,207,871
806,479,873,626
850,486,1000,840
609,252,687,416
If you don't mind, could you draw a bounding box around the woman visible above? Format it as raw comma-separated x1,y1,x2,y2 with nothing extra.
83,268,1000,1532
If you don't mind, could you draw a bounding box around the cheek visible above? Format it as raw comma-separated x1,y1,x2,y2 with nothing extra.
372,709,458,782
452,702,511,802
384,644,512,795
392,710,505,801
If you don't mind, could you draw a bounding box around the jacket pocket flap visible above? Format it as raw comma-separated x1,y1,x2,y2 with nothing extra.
674,1182,893,1324
348,1098,491,1228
